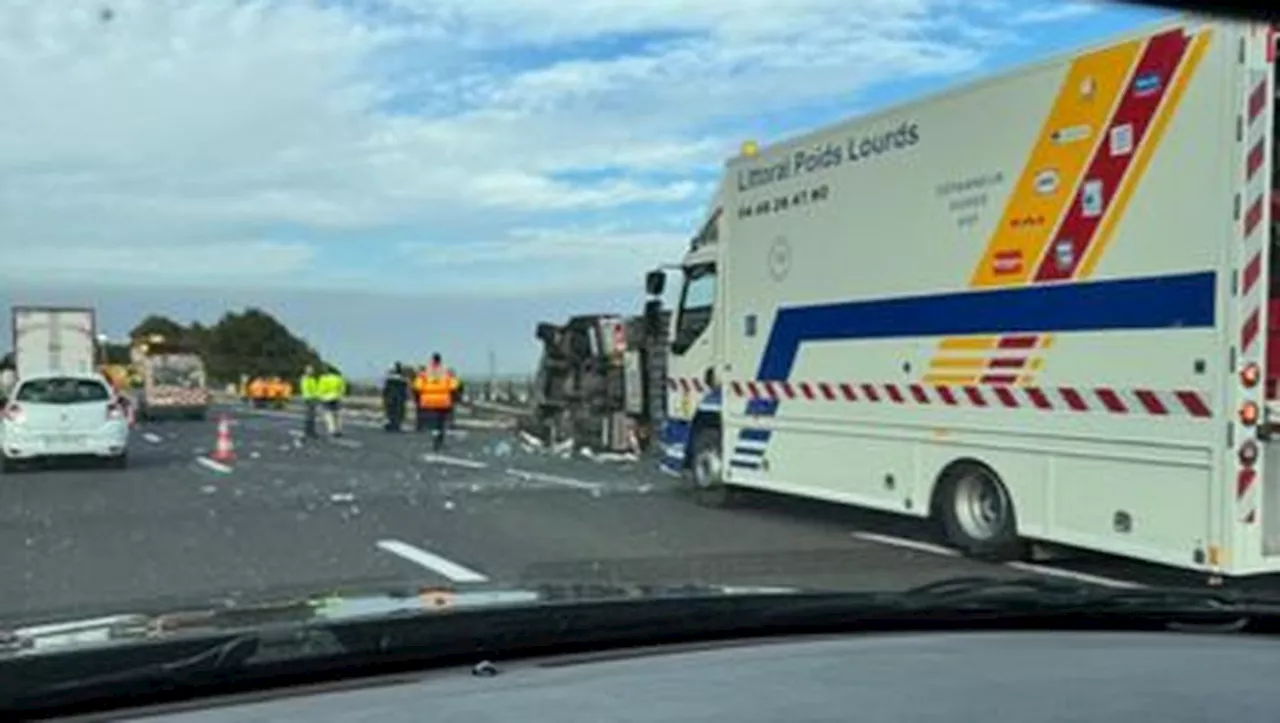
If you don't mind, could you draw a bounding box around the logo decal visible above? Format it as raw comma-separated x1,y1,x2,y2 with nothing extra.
1109,123,1134,157
1133,71,1162,97
1079,76,1097,100
1010,214,1045,229
1054,239,1075,271
1081,179,1103,218
1033,169,1060,195
992,249,1023,276
1050,124,1091,145
767,236,791,281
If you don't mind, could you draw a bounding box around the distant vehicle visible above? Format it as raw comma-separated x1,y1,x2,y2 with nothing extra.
1,372,130,472
131,335,210,421
11,306,96,381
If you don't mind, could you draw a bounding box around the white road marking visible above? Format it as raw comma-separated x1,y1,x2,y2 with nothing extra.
1005,561,1144,589
375,540,489,583
195,456,233,474
422,453,489,470
142,433,162,444
851,532,960,557
504,468,602,491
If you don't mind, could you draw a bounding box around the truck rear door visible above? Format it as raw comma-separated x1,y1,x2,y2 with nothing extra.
1243,25,1280,556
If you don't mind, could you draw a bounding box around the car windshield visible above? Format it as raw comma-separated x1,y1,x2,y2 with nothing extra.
0,0,1273,703
15,378,110,405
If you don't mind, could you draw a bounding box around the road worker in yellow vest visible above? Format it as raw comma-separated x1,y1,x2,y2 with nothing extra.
413,353,460,452
316,366,347,438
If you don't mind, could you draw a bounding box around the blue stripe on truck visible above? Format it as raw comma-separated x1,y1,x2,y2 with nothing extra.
753,270,1217,381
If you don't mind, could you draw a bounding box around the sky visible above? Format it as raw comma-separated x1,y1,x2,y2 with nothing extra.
0,0,1174,377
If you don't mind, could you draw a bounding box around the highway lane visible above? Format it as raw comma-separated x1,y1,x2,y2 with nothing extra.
0,404,1140,628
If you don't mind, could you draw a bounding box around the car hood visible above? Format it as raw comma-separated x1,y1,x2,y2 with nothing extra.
0,582,804,659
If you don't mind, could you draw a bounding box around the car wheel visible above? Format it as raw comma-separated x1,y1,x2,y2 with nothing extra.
108,453,128,470
934,461,1025,561
689,425,734,508
0,455,19,474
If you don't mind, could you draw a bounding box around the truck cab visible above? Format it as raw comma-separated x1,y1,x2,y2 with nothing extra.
649,204,726,490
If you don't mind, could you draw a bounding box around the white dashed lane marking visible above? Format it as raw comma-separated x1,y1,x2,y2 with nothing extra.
504,468,602,492
422,453,489,470
851,532,958,557
850,532,1143,588
195,456,233,474
376,540,490,583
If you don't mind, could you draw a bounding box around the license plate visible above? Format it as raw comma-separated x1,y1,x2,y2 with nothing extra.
44,434,86,445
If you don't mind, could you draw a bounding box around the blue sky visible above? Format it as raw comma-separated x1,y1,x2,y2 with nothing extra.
0,0,1174,377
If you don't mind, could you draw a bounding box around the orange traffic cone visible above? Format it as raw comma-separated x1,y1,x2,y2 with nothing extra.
211,415,235,462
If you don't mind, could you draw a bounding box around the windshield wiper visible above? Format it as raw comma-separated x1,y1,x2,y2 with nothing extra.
887,575,1277,617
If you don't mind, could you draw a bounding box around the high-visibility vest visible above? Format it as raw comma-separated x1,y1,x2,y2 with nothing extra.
414,366,458,410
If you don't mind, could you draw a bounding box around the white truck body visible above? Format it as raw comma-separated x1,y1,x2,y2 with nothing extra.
11,307,97,381
656,16,1280,578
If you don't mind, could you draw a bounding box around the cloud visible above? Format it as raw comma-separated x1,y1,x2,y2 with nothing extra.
0,0,1120,294
0,241,315,283
399,224,687,294
1008,2,1099,25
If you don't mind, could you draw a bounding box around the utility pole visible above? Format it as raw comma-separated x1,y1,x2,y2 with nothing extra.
487,349,497,401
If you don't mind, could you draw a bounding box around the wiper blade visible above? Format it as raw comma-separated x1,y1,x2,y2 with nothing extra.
7,634,261,715
894,575,1272,614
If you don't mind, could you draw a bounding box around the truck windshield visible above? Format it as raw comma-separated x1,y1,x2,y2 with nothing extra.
151,357,204,388
673,263,715,354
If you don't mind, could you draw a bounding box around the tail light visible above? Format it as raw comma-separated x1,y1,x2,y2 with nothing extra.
107,401,125,420
3,404,23,424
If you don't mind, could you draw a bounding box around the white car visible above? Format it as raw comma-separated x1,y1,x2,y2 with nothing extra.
1,372,131,472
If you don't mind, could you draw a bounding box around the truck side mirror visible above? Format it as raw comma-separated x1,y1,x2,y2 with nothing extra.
645,270,666,296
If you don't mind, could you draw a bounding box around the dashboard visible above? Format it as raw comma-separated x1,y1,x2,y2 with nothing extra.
119,630,1276,721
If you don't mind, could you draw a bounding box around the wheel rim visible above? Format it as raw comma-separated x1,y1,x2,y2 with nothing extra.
952,469,1010,541
693,445,722,489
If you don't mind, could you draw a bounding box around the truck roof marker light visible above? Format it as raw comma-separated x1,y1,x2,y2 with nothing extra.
740,140,759,158
1239,440,1259,467
1240,401,1259,426
1241,362,1261,388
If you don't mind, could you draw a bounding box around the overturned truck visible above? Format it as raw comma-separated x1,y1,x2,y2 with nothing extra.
520,309,670,454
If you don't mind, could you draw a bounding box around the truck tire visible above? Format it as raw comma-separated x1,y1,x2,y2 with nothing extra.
0,455,18,474
934,461,1025,561
690,425,735,508
108,453,128,470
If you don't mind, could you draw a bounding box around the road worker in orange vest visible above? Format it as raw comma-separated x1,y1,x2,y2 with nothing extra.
413,353,460,452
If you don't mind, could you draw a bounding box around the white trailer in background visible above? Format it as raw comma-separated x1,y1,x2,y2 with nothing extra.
11,307,97,381
647,16,1280,580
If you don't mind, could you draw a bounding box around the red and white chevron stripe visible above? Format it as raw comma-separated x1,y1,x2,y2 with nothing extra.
723,379,1211,417
667,377,710,394
1235,66,1271,525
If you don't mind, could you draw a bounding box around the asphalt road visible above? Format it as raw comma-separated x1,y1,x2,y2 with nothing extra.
0,403,1160,627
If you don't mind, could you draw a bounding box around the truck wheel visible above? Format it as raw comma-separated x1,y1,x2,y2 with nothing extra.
690,426,734,508
1,456,18,474
934,462,1025,561
108,453,128,470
